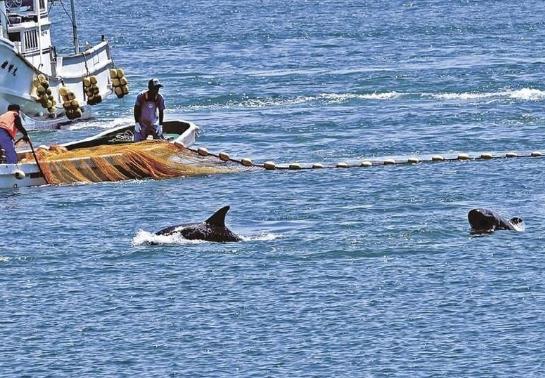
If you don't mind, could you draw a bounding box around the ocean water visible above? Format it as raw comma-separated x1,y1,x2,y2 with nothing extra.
2,0,545,376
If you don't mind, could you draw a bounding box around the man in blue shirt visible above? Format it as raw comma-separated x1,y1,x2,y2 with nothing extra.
133,78,166,141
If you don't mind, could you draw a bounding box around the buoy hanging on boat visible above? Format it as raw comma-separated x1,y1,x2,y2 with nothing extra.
110,68,129,98
59,86,82,120
32,74,57,114
14,170,25,180
83,75,102,106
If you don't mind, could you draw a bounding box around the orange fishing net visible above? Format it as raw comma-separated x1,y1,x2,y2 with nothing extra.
20,140,235,185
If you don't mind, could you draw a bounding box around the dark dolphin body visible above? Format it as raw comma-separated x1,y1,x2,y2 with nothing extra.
155,206,242,242
467,208,523,233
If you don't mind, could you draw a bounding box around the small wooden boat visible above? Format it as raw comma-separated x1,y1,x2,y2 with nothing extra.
0,120,201,188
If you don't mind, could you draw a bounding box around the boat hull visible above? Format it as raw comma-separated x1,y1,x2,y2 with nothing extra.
0,39,38,113
0,162,46,189
0,38,114,129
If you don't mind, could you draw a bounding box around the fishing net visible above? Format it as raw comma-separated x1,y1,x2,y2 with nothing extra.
20,140,235,185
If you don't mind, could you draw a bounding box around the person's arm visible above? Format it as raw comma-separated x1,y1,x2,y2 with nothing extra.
14,114,29,140
134,104,140,123
134,93,142,123
158,94,165,125
133,94,142,134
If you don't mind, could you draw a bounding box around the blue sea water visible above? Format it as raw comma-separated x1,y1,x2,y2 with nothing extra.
2,0,545,376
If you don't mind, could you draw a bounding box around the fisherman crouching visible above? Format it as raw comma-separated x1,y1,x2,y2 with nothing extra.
133,78,166,141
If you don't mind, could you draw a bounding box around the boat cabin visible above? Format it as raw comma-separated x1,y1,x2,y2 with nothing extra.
0,0,54,74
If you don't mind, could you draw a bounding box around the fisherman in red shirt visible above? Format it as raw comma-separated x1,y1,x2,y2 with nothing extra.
0,104,29,164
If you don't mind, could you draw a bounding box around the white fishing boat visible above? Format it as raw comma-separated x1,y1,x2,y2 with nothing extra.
0,120,201,188
0,0,124,129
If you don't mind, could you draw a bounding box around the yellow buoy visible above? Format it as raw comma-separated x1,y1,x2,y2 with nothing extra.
312,163,324,169
336,162,349,168
83,77,91,87
90,76,98,85
116,69,125,78
109,69,118,79
480,153,493,159
197,147,209,156
360,161,372,167
383,159,396,165
431,155,444,161
531,151,543,157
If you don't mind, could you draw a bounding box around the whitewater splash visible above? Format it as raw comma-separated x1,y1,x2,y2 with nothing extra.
182,87,545,111
132,230,205,246
132,230,278,246
66,116,134,131
432,88,545,101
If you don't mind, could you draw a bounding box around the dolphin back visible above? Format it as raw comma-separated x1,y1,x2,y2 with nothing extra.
205,206,230,227
468,208,523,232
154,206,242,242
155,224,186,236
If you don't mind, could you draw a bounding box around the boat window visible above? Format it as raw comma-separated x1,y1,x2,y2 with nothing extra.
24,29,38,51
21,0,34,8
9,0,34,11
8,32,21,42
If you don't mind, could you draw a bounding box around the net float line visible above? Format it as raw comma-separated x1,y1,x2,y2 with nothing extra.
187,146,544,171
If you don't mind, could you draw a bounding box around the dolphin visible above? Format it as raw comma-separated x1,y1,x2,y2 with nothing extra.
155,206,242,242
467,208,524,233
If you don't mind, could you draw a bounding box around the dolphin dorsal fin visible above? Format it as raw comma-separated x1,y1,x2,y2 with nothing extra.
205,206,230,227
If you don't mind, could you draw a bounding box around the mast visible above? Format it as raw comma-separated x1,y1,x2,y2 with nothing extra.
0,0,8,39
69,0,79,54
36,0,43,67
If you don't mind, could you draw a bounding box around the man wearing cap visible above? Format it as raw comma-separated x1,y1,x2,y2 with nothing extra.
133,78,166,141
0,104,30,164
